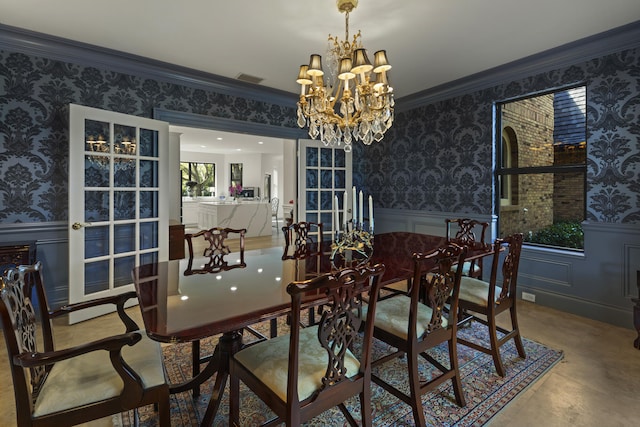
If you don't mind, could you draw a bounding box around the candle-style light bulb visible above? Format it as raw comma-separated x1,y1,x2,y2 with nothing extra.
369,195,374,233
359,190,363,227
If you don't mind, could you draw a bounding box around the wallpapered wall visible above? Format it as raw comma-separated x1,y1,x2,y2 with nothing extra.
357,48,640,223
0,45,639,224
0,49,297,222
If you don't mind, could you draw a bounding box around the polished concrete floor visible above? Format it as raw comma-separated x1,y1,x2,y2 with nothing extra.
1,230,639,426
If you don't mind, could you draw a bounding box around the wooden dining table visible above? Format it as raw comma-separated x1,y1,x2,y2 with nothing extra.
132,231,491,426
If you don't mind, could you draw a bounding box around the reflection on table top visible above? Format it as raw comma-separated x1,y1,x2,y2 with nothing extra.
132,232,483,344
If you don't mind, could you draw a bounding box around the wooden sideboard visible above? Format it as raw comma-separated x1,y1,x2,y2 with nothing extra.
1,242,37,289
1,242,36,271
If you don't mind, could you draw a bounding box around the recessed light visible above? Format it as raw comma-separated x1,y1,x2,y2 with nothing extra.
236,148,242,151
217,137,223,141
200,145,206,148
258,141,264,145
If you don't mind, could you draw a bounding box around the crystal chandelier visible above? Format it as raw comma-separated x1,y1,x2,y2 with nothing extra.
296,0,394,152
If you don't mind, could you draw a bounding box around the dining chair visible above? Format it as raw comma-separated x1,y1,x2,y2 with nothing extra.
456,233,526,377
445,217,490,279
229,263,386,426
369,244,468,427
0,262,170,427
271,197,279,228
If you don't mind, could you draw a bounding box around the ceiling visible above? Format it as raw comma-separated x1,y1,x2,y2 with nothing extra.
173,125,285,154
2,0,639,151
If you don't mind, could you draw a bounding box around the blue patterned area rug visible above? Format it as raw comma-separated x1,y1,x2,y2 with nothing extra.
119,319,562,426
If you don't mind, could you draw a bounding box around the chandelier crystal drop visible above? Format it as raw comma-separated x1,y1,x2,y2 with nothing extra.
295,0,394,152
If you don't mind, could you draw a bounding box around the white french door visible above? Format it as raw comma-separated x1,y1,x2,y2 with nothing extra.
68,104,169,323
297,139,352,243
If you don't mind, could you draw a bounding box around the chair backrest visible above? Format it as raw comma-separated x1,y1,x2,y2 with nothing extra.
409,244,468,340
271,197,279,216
0,263,54,421
282,221,324,258
445,218,489,250
486,233,524,303
185,227,246,258
286,263,385,407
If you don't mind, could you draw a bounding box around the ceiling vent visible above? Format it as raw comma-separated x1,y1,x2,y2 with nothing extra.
236,73,264,85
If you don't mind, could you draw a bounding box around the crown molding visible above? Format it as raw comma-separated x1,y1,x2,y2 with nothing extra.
396,20,640,112
0,23,297,108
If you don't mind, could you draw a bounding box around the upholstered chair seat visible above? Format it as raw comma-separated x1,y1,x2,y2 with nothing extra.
458,276,503,307
33,332,165,417
452,261,481,277
363,295,448,341
233,325,360,402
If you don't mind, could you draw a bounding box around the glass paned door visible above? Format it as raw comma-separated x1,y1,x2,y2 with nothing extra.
69,104,168,323
297,140,352,243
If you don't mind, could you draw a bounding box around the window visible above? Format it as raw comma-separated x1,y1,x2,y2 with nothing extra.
181,162,216,196
230,163,243,188
497,86,586,250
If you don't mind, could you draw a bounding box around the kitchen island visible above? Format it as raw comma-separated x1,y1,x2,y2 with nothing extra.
197,200,272,237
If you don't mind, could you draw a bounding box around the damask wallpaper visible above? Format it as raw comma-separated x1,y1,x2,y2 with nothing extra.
0,45,639,224
356,48,640,223
0,50,297,222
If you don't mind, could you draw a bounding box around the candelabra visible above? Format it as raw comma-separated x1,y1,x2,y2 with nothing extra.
330,220,374,266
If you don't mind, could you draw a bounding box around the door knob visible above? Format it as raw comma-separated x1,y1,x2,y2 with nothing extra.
71,222,91,230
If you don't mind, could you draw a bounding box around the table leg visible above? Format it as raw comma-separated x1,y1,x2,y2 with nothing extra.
192,340,201,397
200,330,243,427
169,340,220,395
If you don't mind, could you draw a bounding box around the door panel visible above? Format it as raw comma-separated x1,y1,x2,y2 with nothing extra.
297,140,352,243
69,104,168,323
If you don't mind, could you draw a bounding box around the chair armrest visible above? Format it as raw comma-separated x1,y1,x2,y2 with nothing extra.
49,291,140,332
14,331,149,403
13,331,142,368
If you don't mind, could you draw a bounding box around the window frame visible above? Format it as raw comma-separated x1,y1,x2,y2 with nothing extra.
495,85,587,250
181,161,216,197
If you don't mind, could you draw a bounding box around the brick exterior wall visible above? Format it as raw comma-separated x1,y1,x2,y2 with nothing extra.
553,146,586,221
500,94,555,237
